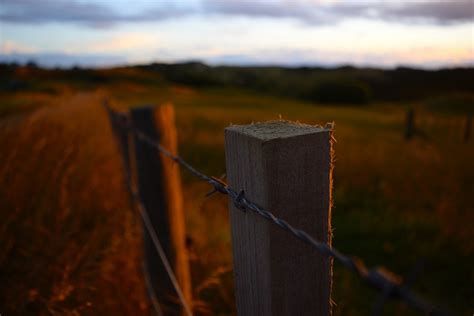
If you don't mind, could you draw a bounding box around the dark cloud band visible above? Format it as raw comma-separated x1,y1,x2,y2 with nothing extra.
1,0,472,28
0,0,189,28
202,0,474,25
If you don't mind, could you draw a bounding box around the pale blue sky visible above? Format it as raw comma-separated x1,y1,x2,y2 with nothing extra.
0,0,473,68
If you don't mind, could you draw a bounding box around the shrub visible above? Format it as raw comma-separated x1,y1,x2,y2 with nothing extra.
310,80,371,105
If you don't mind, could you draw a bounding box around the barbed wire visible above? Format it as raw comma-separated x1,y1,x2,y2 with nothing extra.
105,103,450,316
136,190,193,316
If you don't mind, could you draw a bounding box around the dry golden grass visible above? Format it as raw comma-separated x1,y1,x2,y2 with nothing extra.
0,69,473,315
0,92,149,315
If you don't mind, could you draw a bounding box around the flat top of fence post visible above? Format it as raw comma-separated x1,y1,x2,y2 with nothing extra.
226,121,329,141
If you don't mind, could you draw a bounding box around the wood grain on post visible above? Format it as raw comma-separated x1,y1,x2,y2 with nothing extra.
225,121,333,316
131,104,192,315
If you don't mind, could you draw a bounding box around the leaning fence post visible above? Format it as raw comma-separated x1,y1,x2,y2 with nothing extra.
130,104,192,315
224,121,333,316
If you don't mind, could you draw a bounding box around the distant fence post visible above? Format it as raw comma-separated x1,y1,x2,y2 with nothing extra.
463,115,472,143
405,108,415,140
130,105,192,315
224,121,333,316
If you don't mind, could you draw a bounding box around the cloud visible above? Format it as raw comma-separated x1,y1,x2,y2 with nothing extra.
0,40,38,54
201,0,332,24
202,0,474,25
0,0,472,28
84,34,157,53
0,0,189,28
368,1,474,25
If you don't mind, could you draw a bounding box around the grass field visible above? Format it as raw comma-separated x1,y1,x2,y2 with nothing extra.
0,66,473,315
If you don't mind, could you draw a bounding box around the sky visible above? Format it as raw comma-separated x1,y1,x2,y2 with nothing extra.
0,0,473,68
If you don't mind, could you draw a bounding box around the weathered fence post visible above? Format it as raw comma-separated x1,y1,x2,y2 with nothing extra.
463,114,472,143
405,108,415,140
130,104,192,315
224,121,333,316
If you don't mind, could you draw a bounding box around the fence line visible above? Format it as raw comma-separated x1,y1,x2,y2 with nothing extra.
105,105,193,316
104,102,450,316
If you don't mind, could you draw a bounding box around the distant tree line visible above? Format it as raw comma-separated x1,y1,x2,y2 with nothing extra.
136,62,474,106
1,60,473,110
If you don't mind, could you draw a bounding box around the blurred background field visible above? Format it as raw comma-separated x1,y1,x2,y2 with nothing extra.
0,63,473,315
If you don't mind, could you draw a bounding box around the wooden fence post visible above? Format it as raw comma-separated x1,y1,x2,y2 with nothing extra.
405,108,415,140
224,121,333,316
130,104,192,315
463,115,472,143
